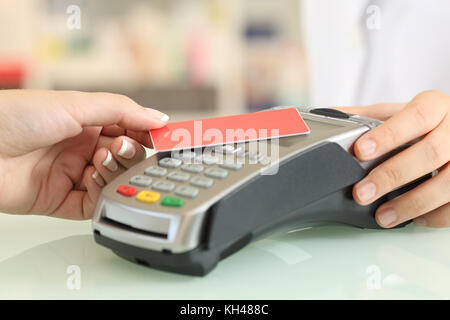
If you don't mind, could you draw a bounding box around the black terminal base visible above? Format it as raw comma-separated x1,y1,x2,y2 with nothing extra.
94,231,251,276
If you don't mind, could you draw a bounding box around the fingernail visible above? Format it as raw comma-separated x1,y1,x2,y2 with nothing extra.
146,108,169,122
358,139,376,157
414,217,427,226
102,150,118,172
355,181,377,202
378,208,397,227
160,113,169,122
92,170,105,187
118,139,136,159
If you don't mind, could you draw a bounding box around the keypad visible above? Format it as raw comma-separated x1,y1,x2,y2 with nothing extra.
116,144,261,207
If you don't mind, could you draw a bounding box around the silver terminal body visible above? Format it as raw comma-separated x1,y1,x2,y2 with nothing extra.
92,107,384,255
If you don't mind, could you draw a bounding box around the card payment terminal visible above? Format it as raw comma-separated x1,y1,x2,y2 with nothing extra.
92,107,429,276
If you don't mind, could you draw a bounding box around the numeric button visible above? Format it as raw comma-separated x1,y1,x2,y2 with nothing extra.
152,181,175,192
205,167,228,179
215,144,235,154
144,166,167,177
215,144,244,154
181,163,204,173
172,150,197,161
190,176,214,188
129,175,152,187
175,186,199,198
201,154,219,165
167,171,190,182
219,160,243,171
159,158,182,168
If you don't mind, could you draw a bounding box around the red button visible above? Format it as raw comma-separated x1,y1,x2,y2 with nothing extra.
117,185,138,197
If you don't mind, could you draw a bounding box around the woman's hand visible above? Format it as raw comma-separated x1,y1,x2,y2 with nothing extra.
337,90,450,228
0,90,169,220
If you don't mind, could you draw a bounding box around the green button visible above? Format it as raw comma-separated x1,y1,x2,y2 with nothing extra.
161,196,184,207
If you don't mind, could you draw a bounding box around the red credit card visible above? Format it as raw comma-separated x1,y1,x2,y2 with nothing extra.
149,108,310,151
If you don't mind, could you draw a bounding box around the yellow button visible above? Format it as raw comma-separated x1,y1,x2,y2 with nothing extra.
136,190,160,203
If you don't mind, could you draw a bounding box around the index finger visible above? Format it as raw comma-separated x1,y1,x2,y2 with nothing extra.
353,90,449,161
0,90,168,156
59,91,169,131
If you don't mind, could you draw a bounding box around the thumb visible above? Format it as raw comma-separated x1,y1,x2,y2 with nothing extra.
0,90,169,156
333,103,406,121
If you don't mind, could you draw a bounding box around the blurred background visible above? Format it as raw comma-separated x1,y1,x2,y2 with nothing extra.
0,0,308,120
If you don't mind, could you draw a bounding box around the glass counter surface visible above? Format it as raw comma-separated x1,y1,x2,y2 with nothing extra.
0,213,449,299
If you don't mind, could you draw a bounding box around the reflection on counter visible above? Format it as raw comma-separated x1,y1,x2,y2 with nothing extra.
0,224,449,299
